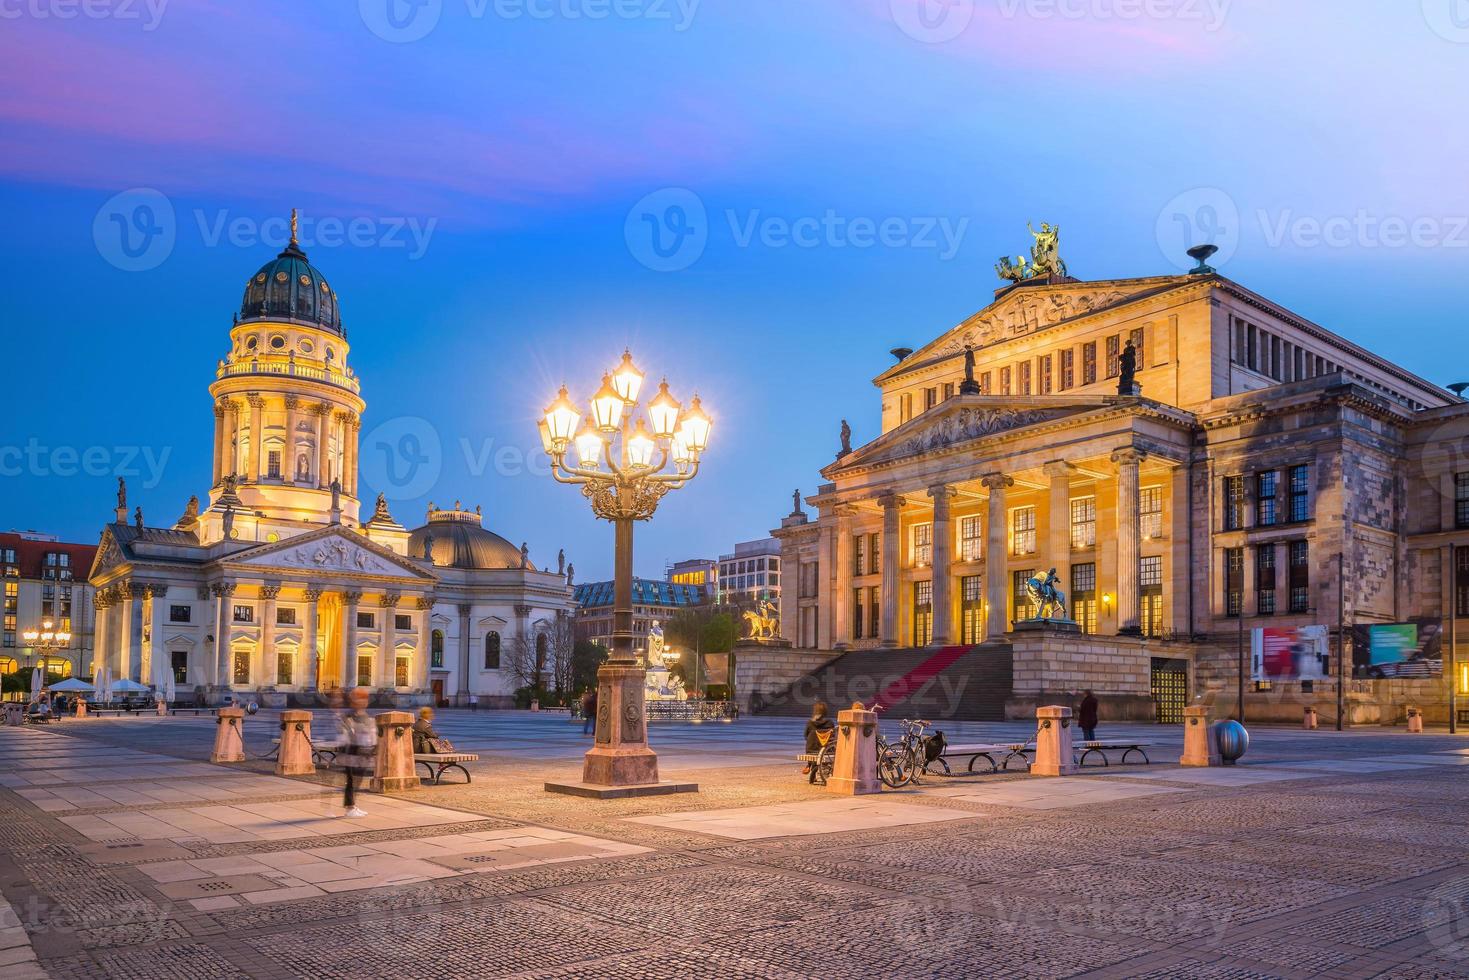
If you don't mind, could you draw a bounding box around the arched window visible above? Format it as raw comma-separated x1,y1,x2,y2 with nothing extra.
431,629,444,669
484,631,501,670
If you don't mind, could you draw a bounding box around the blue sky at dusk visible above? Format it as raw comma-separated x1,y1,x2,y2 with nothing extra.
3,0,1468,581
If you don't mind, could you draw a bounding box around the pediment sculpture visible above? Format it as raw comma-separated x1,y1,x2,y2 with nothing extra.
901,407,1056,455
276,537,387,573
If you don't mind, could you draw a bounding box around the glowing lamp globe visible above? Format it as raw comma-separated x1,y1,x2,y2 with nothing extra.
627,419,656,467
591,375,625,432
574,421,605,469
647,380,681,438
543,385,580,445
678,394,712,453
612,349,644,404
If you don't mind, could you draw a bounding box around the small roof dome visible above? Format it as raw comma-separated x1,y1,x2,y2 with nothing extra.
408,505,531,571
238,212,342,334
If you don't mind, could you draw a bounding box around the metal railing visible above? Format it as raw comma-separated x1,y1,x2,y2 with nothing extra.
216,358,360,394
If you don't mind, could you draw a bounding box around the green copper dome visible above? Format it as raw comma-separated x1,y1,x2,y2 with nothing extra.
238,235,342,335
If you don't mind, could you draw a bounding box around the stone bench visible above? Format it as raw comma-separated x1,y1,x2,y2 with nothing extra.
169,707,217,717
414,753,479,785
938,742,1035,773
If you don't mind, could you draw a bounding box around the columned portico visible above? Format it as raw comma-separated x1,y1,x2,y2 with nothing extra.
878,492,904,648
981,474,1012,640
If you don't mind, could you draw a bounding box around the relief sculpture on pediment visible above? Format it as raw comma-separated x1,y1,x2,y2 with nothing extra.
901,407,1054,455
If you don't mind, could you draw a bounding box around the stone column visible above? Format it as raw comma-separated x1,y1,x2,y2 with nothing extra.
877,493,905,649
379,593,399,688
260,585,280,686
415,597,433,692
115,583,137,681
146,584,166,685
457,602,472,700
1043,463,1075,615
211,402,226,486
832,506,855,647
982,474,1013,640
1113,448,1145,635
816,520,835,650
314,404,331,488
345,418,360,497
91,590,109,678
246,394,265,483
282,396,299,484
213,583,234,687
303,589,321,692
928,486,956,645
343,591,362,688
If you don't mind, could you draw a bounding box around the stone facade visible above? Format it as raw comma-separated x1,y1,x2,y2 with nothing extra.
775,270,1469,714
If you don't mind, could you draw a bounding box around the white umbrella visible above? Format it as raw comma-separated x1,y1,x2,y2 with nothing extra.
98,666,112,704
163,664,176,705
30,666,42,700
48,678,95,693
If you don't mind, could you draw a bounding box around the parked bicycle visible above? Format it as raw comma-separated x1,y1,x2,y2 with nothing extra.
876,718,948,787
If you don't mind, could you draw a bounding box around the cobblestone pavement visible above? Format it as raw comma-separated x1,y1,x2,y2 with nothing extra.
3,711,1469,978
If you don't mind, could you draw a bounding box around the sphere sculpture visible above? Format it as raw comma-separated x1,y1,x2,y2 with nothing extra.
246,701,259,716
1212,719,1249,765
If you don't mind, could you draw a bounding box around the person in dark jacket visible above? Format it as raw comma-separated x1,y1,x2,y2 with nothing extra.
412,706,441,753
581,688,598,735
1078,690,1099,741
802,701,835,774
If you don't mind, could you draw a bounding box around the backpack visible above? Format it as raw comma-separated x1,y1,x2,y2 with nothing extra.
923,730,947,763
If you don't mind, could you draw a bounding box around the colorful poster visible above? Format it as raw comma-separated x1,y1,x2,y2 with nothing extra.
1351,621,1442,678
1251,625,1330,681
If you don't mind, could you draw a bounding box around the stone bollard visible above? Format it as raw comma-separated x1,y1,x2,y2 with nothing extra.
1031,705,1076,776
156,699,167,717
1181,705,1219,767
828,702,882,795
371,711,420,792
1303,706,1318,730
275,709,315,777
1407,707,1424,733
211,707,246,763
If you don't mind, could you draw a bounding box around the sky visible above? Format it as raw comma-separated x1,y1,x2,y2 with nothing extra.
3,0,1469,581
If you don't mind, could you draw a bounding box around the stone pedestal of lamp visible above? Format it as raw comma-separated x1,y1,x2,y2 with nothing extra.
210,707,245,764
1180,705,1219,767
370,711,420,792
545,660,698,799
1030,705,1075,777
827,703,882,795
275,709,315,777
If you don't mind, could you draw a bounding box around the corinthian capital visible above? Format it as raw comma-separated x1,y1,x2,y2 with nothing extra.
1111,447,1146,467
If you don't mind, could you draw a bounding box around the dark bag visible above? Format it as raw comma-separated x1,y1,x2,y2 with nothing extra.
923,730,947,764
426,737,455,754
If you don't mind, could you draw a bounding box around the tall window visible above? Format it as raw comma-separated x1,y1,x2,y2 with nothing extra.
1082,342,1097,385
1000,366,1012,396
1140,486,1163,539
1256,471,1278,527
1288,541,1310,613
395,657,410,688
233,650,251,685
913,581,933,647
1012,569,1036,625
171,650,188,685
1288,465,1311,522
1019,360,1032,395
853,533,867,575
1059,348,1075,390
277,650,293,685
484,631,501,669
911,523,932,568
1456,474,1469,530
1223,476,1245,531
357,655,372,687
431,629,444,669
852,588,866,640
1224,547,1244,617
961,575,984,644
867,533,881,575
1012,506,1037,556
1140,556,1163,637
1457,547,1469,618
959,515,982,562
867,585,880,638
1129,327,1145,369
1256,545,1277,614
1070,497,1096,550
1106,335,1121,378
980,371,992,394
924,387,937,411
267,450,282,479
1038,354,1053,394
1071,563,1097,634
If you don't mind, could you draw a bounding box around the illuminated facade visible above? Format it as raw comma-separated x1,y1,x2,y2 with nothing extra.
0,531,96,678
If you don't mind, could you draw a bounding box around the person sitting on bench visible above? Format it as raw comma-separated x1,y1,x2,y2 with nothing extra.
802,701,834,775
413,706,453,754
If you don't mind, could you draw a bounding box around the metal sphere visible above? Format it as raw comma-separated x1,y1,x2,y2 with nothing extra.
1212,719,1249,765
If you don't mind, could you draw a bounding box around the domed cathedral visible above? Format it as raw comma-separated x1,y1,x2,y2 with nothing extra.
87,214,575,709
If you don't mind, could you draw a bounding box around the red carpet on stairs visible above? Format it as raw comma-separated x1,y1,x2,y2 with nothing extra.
867,645,973,714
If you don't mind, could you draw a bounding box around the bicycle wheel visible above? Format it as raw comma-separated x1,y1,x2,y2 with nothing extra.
814,744,835,786
877,744,910,788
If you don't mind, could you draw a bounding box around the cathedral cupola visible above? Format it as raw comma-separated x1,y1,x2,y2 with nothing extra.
237,210,343,335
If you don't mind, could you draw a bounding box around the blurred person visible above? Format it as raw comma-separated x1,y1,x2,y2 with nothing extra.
1078,690,1099,742
802,701,834,775
581,687,597,736
338,688,377,818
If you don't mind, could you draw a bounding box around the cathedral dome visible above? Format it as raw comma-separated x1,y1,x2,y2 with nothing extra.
238,232,342,334
408,505,532,571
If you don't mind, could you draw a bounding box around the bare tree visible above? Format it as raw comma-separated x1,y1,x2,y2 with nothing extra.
549,611,576,696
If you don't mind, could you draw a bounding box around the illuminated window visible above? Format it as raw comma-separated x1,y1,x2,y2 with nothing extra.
233,651,250,685
357,655,372,687
1070,497,1096,550
912,581,932,647
1140,486,1163,539
1012,506,1036,556
277,651,293,685
1223,476,1245,531
1140,556,1163,637
395,657,409,688
961,575,984,644
1012,569,1036,624
959,516,982,562
1256,545,1277,615
911,523,932,568
1106,335,1121,378
1082,342,1097,385
1071,563,1096,634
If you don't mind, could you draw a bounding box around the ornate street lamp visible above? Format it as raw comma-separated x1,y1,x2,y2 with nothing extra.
540,350,710,790
21,619,71,673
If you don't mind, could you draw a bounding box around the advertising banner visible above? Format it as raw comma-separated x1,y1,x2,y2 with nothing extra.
1350,620,1442,679
1251,625,1330,681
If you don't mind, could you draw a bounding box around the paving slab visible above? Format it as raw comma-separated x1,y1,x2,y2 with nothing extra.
625,796,977,840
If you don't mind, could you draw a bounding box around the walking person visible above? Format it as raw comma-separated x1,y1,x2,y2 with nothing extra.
338,688,377,818
1078,689,1099,742
581,687,597,735
468,692,478,713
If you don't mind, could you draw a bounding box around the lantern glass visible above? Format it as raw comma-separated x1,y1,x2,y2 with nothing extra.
612,349,644,404
670,431,692,467
543,385,580,443
627,419,656,467
678,394,712,452
574,422,605,468
647,380,681,438
591,375,624,431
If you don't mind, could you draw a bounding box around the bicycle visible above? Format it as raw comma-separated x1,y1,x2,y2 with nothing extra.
876,718,949,788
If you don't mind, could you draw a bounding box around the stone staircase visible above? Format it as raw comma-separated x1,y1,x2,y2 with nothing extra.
750,643,1014,722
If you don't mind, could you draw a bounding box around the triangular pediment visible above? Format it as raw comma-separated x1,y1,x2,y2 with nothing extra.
89,527,127,581
222,525,437,582
828,395,1110,473
876,275,1195,383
